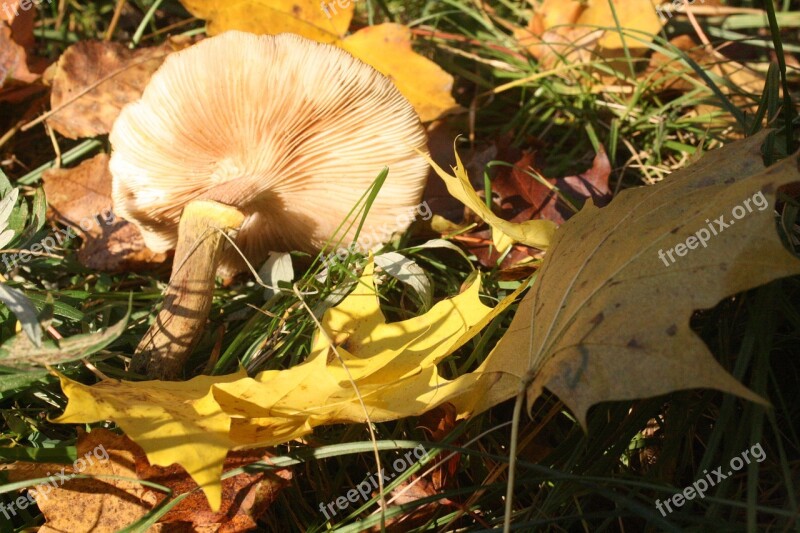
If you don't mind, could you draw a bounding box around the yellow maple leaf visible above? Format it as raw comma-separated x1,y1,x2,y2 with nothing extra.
214,260,519,443
52,370,247,512
517,0,663,67
177,0,457,121
577,0,663,50
339,24,457,122
180,0,352,43
52,261,524,508
423,147,557,253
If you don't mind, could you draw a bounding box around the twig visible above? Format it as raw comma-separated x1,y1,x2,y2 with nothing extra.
105,0,127,41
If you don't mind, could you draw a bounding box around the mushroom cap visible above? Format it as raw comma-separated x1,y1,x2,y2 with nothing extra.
110,31,429,275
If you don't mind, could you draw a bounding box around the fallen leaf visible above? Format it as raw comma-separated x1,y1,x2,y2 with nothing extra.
42,153,169,271
46,39,185,139
516,24,604,70
52,370,248,511
339,24,458,122
177,0,457,121
448,131,796,424
491,147,611,226
4,1,36,51
572,0,662,51
421,121,471,222
4,428,291,531
4,429,159,533
0,21,37,87
518,0,663,65
0,1,19,23
213,261,506,444
53,264,526,507
463,145,611,268
417,403,459,490
136,448,292,531
181,0,353,42
424,147,557,253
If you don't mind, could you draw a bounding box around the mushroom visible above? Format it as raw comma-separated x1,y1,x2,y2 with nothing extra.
110,31,430,379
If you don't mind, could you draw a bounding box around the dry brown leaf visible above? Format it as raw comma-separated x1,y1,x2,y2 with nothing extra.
136,449,292,532
5,428,290,531
0,6,50,104
492,147,611,226
461,146,611,270
447,131,795,424
42,153,169,271
46,39,187,139
4,429,159,533
1,1,36,62
417,403,459,490
0,21,37,87
0,1,19,23
425,148,557,253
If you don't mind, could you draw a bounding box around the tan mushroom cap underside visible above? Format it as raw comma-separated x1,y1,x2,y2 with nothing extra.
110,31,429,275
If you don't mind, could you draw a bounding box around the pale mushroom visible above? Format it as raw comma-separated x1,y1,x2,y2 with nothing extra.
110,31,429,379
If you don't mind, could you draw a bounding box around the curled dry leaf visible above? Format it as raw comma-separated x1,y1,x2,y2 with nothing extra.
491,147,611,226
462,146,611,269
46,39,189,139
446,131,796,424
425,148,558,253
214,261,504,443
177,0,457,121
0,9,47,103
42,153,168,271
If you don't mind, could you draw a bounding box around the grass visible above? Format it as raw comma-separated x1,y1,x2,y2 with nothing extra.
0,0,799,531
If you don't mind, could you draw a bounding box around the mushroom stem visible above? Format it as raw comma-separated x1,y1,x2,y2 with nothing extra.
131,200,245,379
